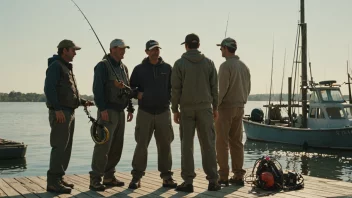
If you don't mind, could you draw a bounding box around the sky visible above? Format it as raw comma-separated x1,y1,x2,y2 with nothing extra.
0,0,351,95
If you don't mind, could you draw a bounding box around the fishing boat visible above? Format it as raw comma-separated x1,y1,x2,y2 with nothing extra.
243,0,352,150
0,138,27,160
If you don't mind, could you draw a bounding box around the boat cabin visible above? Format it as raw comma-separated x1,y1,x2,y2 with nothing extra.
307,80,351,129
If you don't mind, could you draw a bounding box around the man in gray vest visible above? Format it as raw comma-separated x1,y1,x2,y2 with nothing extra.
89,39,134,191
171,33,221,192
44,39,93,194
128,40,177,189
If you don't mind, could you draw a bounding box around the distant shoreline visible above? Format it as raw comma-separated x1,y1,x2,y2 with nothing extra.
1,91,350,102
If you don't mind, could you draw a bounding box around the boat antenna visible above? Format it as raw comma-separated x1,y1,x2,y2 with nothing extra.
225,13,230,38
279,48,287,106
266,35,275,121
70,0,131,92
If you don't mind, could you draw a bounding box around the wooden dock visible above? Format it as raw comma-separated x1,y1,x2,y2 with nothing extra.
0,168,351,198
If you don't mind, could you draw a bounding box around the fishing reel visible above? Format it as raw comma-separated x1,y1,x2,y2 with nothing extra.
84,107,110,145
119,86,138,99
90,121,110,145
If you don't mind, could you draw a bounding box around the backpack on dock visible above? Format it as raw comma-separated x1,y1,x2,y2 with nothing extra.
245,156,304,191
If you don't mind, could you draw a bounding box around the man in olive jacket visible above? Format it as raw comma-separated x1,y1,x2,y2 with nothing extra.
44,39,93,194
171,33,221,192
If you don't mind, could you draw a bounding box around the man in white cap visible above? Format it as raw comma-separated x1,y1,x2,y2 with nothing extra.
89,39,135,191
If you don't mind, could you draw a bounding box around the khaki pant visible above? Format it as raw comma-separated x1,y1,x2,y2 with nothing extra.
47,109,75,184
89,109,125,182
215,107,246,180
131,109,174,180
180,108,219,184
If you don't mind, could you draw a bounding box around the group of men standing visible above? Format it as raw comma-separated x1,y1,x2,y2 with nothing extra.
44,33,251,194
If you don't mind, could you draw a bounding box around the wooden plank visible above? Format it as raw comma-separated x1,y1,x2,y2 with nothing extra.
62,175,104,198
0,178,22,197
25,177,60,198
191,168,301,198
118,171,186,198
15,177,56,198
15,177,55,198
37,176,91,198
72,174,145,197
0,187,7,198
65,174,114,198
2,177,39,198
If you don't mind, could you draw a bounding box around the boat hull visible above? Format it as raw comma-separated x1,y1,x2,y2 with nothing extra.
0,144,27,160
243,119,352,149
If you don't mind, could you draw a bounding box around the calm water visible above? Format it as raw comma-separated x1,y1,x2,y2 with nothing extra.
0,102,351,183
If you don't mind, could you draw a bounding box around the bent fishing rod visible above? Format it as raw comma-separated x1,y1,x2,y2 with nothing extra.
71,0,132,93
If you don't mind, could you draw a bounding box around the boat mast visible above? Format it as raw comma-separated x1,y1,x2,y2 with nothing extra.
348,61,352,104
300,0,308,128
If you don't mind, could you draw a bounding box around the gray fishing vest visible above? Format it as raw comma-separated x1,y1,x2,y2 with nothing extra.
102,59,129,106
47,60,80,109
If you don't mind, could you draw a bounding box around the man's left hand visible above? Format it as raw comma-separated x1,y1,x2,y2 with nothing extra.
127,112,133,122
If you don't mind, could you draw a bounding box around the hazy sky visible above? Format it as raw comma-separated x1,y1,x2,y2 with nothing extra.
1,0,351,95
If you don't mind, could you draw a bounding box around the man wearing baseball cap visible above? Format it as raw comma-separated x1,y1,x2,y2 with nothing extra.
89,38,135,191
216,37,251,186
171,33,221,192
44,39,93,193
128,40,176,189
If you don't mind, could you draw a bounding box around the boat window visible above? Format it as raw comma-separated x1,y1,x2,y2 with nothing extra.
344,107,352,119
326,107,345,119
309,108,316,118
320,89,344,102
309,91,319,103
317,108,325,119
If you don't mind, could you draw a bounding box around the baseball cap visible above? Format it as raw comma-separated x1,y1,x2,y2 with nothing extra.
146,40,161,50
110,39,130,49
57,39,81,50
216,37,237,50
181,33,200,45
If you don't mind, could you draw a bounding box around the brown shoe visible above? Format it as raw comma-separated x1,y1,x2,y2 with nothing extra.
61,178,74,188
128,178,141,189
163,178,177,188
103,176,124,187
229,177,244,186
47,182,72,194
89,180,106,191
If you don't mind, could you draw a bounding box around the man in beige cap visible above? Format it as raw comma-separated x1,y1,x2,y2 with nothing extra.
89,39,135,191
44,39,93,194
215,37,251,186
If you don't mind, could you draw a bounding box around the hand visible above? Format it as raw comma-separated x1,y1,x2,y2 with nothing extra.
173,112,180,124
137,92,143,100
101,110,109,121
55,110,66,123
213,110,219,121
114,80,125,89
84,100,94,107
127,112,133,122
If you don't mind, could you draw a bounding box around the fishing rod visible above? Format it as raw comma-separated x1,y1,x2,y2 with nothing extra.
71,0,132,94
